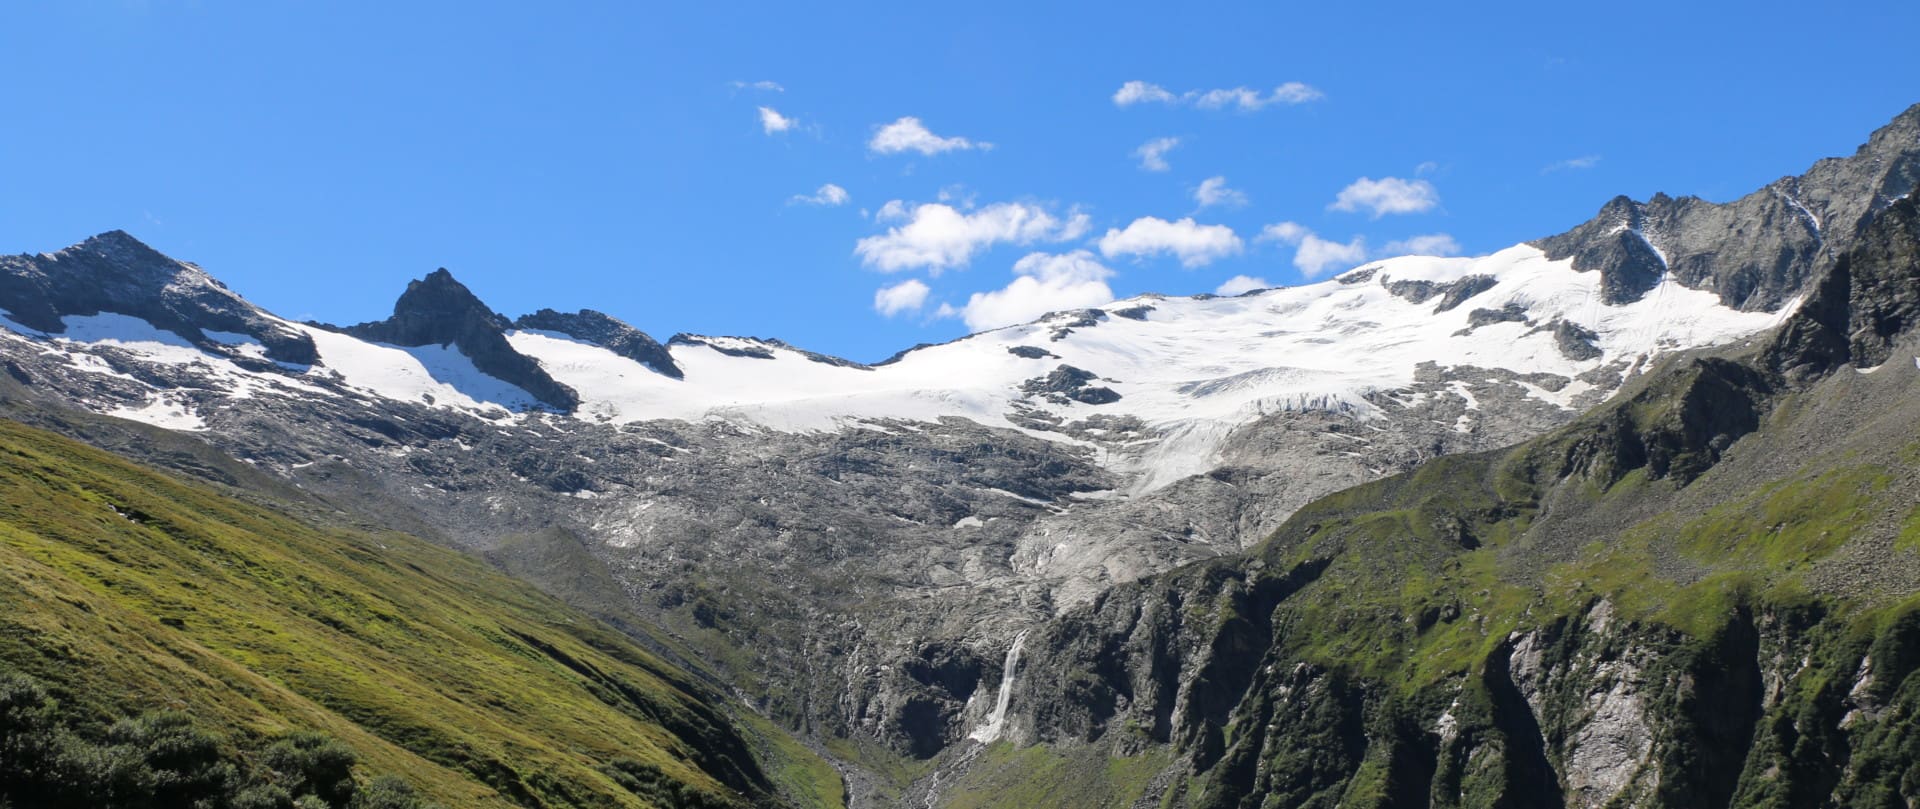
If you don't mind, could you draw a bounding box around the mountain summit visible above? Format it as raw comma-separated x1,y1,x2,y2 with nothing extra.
0,230,319,366
344,269,580,411
1536,101,1920,312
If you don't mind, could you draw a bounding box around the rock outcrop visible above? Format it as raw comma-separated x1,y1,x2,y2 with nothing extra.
1536,102,1920,311
344,269,579,411
515,308,682,378
0,230,318,365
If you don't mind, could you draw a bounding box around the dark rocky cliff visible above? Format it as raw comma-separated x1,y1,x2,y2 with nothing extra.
515,308,683,379
1535,102,1920,312
344,269,579,411
0,230,319,366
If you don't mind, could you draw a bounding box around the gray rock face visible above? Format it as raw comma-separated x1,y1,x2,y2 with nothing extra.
1384,274,1498,310
1765,191,1920,379
1536,102,1920,312
1550,319,1603,361
1005,345,1057,360
668,333,872,369
515,308,681,378
1020,365,1120,405
1463,302,1531,331
342,268,580,411
0,230,319,365
1432,274,1499,312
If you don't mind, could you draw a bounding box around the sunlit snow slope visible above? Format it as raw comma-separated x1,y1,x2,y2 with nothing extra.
505,245,1794,485
0,240,1793,492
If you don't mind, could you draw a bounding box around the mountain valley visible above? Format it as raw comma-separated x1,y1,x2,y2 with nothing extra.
2,104,1919,808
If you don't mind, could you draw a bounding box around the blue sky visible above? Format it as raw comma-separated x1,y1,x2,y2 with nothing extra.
3,1,1917,362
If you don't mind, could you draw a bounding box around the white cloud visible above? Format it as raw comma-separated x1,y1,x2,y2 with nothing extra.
1193,176,1249,209
732,80,785,92
1214,275,1270,296
1259,221,1367,278
868,117,988,155
947,250,1116,332
1543,154,1602,173
1133,136,1180,172
758,106,797,134
1293,235,1369,277
1113,81,1324,110
1257,221,1311,244
1382,233,1462,257
855,201,1090,273
1261,222,1461,276
791,183,850,206
1113,81,1178,106
1329,176,1439,218
1098,216,1243,268
873,279,931,317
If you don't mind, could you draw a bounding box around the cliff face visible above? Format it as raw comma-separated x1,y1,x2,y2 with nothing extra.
344,269,580,411
964,194,1920,809
0,230,320,366
1534,102,1920,312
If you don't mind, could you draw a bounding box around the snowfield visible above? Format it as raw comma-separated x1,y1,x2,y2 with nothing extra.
0,244,1797,491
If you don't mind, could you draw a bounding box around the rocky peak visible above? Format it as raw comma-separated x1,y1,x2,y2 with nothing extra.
1764,192,1920,382
513,308,682,379
0,230,319,365
355,268,511,344
345,269,579,412
1535,103,1920,312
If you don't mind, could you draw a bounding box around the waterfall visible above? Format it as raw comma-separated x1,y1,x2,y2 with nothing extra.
968,630,1030,744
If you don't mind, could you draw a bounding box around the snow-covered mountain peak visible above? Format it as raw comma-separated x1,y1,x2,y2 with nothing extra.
0,236,1798,492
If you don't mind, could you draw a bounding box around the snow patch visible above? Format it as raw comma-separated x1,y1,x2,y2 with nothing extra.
106,395,207,431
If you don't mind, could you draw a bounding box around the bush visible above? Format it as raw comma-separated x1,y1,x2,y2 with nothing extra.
0,668,432,809
260,732,358,806
98,711,238,808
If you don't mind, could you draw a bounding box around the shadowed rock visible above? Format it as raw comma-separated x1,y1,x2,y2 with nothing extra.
344,269,579,411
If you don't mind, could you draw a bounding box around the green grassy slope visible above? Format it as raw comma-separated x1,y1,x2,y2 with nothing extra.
0,418,843,808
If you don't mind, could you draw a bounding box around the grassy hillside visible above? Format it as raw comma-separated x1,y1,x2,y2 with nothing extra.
0,418,843,808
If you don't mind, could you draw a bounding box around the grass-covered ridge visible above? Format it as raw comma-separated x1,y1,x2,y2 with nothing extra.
0,418,843,808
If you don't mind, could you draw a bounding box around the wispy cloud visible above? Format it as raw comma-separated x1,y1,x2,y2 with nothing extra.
1133,136,1181,172
1329,176,1439,218
731,80,785,93
1542,154,1602,173
1214,275,1270,296
1259,222,1367,277
791,183,850,206
1261,222,1463,278
1113,81,1324,111
939,250,1115,331
873,279,931,317
868,117,990,156
855,201,1089,273
1098,216,1242,268
758,106,797,134
1193,176,1249,209
1381,233,1461,257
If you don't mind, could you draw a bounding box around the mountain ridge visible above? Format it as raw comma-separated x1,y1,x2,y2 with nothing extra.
1,102,1917,808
